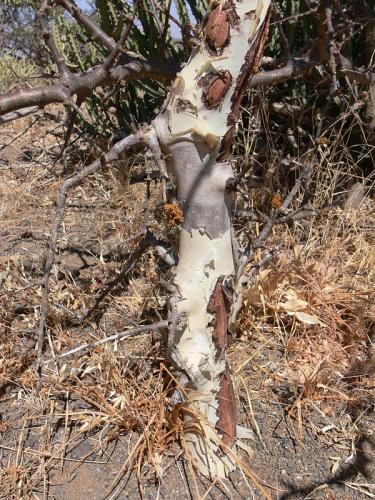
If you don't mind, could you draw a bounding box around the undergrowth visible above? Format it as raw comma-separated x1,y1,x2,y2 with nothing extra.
0,95,374,498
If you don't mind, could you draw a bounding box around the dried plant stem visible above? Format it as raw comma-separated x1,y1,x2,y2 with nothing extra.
42,321,167,364
238,162,314,276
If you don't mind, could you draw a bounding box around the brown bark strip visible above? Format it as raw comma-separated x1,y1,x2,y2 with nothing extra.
208,280,236,449
204,4,231,54
217,368,236,449
217,6,272,161
208,278,229,355
200,70,233,109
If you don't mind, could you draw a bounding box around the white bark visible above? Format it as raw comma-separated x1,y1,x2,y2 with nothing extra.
154,0,271,477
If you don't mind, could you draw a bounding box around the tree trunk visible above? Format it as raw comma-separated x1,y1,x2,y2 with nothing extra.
154,0,271,478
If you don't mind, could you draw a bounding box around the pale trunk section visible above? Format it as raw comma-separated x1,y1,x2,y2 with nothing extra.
154,0,271,477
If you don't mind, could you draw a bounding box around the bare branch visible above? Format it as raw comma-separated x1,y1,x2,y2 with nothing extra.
251,55,375,88
103,0,140,70
0,106,40,124
54,0,117,51
39,0,70,79
325,5,339,92
35,128,146,380
250,57,321,87
0,56,176,119
42,321,168,364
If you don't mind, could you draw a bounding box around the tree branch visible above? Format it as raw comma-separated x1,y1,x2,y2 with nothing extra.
0,57,177,118
42,321,167,364
54,0,117,51
35,128,146,382
250,57,321,87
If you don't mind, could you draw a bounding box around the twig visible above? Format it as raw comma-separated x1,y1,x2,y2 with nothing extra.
54,0,117,51
35,129,144,384
103,0,140,70
42,321,168,364
145,127,170,202
0,115,41,152
39,0,71,80
325,5,339,93
84,232,151,320
272,3,292,61
55,95,86,171
238,161,314,277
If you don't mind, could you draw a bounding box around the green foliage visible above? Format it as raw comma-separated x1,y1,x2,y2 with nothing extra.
0,54,41,92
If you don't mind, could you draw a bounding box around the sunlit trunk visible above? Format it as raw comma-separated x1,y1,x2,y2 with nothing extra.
154,0,271,477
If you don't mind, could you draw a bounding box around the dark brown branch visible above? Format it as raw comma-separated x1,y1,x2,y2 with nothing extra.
272,4,291,61
325,5,339,92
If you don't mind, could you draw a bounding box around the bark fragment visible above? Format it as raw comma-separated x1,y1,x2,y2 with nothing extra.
208,280,236,449
200,70,233,110
218,7,272,161
204,4,231,54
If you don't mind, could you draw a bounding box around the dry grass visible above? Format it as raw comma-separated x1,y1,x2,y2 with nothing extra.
0,102,374,498
236,200,375,409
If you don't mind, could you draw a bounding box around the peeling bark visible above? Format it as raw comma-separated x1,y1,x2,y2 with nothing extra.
153,0,271,477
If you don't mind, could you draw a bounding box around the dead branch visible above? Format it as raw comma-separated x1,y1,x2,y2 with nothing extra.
325,5,339,92
0,106,41,124
42,321,168,364
35,128,145,380
84,232,151,320
238,161,314,277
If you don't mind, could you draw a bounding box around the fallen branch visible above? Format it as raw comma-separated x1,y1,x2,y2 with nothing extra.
0,106,40,124
84,232,151,320
35,128,145,380
42,321,168,364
